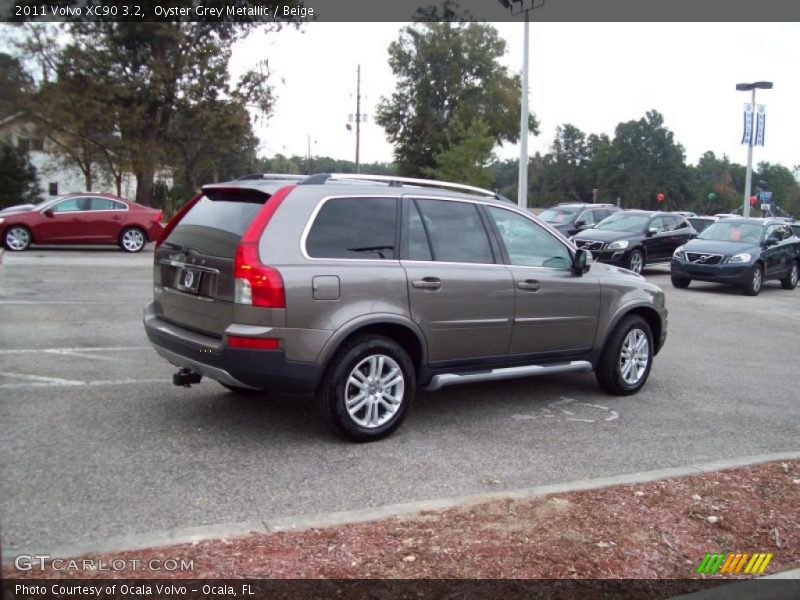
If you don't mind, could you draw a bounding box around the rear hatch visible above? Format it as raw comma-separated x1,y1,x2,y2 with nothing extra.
153,186,275,338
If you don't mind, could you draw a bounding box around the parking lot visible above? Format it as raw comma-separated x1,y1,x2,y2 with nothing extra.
1,247,799,558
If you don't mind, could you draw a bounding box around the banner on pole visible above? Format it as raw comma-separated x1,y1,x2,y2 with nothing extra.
754,104,766,146
741,103,753,145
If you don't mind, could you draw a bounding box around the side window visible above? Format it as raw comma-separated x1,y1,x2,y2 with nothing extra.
406,201,433,261
306,197,397,260
578,210,595,226
487,206,572,269
52,197,89,213
675,218,691,230
415,199,494,264
90,197,126,211
764,224,778,240
650,217,668,233
779,225,792,240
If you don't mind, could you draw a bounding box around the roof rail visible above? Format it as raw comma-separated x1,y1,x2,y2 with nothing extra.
234,173,308,181
300,173,500,199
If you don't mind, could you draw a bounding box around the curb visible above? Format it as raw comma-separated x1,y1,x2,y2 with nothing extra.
6,450,796,564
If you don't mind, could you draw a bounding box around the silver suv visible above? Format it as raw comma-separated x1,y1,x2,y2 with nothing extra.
144,174,667,441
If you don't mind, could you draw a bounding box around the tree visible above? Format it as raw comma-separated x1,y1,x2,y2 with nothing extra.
0,53,33,116
595,111,689,210
423,118,496,188
540,124,594,202
0,144,41,207
377,16,537,177
756,162,800,216
21,20,284,203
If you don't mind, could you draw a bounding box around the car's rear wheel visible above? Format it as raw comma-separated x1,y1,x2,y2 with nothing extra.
596,315,653,395
319,336,414,442
3,225,32,251
671,275,691,288
781,261,798,290
625,249,644,274
742,263,763,296
119,227,146,252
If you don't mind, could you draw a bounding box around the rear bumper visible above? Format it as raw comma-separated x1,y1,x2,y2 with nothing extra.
671,259,751,284
144,221,164,242
143,303,323,394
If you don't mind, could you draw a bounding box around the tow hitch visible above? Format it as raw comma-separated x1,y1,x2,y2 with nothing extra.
173,367,202,387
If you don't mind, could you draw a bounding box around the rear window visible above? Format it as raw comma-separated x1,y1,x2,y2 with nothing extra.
306,197,398,260
165,196,265,258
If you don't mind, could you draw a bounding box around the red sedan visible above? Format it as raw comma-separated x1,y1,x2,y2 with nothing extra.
0,193,164,253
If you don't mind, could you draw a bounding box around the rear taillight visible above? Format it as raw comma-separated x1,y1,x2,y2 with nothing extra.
232,185,295,308
227,335,280,350
153,210,163,223
156,194,202,248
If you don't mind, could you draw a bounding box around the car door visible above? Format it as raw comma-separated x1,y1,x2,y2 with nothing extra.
484,205,601,356
664,216,695,255
761,224,783,278
89,196,128,241
401,197,514,363
642,216,670,262
35,197,91,242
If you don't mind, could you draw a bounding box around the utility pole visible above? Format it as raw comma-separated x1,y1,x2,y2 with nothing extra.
355,65,361,173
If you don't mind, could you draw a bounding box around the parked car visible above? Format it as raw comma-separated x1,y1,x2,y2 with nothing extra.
0,203,36,216
537,202,620,237
791,222,800,238
0,193,163,252
687,216,719,234
571,210,697,274
671,218,799,295
674,211,697,218
143,174,668,442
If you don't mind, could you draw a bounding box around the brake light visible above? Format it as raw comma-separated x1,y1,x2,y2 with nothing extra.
227,336,280,350
156,193,202,248
153,210,163,223
232,185,296,308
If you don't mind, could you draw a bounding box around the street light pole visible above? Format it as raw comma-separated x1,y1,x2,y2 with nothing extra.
736,81,772,218
518,9,529,209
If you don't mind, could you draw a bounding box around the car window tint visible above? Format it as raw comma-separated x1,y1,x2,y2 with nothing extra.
488,206,572,269
415,199,494,264
650,217,669,233
579,210,595,225
407,201,432,261
90,197,125,210
306,197,397,260
52,197,89,213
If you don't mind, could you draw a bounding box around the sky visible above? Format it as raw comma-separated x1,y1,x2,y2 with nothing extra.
230,22,800,171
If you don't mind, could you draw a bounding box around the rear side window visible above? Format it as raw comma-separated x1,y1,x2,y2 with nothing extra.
166,197,264,258
415,199,494,264
90,197,126,210
306,197,398,260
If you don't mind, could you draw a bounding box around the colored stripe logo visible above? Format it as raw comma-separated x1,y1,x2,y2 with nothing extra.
696,552,773,574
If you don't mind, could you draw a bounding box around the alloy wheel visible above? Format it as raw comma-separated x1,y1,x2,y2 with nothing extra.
628,251,643,274
619,328,650,386
5,226,31,251
344,354,405,428
121,228,145,252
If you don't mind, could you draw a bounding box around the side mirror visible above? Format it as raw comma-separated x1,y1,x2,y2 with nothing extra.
646,227,657,237
574,219,587,229
572,248,592,276
43,208,54,218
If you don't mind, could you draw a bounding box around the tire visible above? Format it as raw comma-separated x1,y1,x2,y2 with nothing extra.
318,335,415,442
780,261,798,290
596,315,654,396
671,275,691,289
3,225,32,251
119,227,146,253
625,248,645,275
742,263,763,296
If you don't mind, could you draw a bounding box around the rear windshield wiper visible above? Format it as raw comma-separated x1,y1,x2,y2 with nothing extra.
347,245,394,259
162,241,201,258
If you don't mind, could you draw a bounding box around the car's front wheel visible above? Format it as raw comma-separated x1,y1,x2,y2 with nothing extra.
3,225,32,251
625,248,645,274
596,315,654,395
671,275,691,288
119,227,146,253
781,261,798,290
319,336,414,442
742,263,763,296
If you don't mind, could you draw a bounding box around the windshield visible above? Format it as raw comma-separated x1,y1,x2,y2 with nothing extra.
538,207,579,223
594,213,650,232
698,222,763,244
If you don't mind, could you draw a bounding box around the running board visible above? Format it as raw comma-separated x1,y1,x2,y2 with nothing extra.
422,361,593,392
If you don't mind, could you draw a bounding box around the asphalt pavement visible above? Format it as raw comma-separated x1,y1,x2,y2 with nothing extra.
1,246,799,558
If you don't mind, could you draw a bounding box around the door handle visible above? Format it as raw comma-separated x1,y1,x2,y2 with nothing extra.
517,279,541,292
412,277,442,290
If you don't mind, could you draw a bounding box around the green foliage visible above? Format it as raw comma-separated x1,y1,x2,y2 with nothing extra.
254,155,397,178
423,118,496,188
0,53,33,116
377,19,537,178
0,144,42,207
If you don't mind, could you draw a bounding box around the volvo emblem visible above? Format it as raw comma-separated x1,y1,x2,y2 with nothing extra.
183,271,194,288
